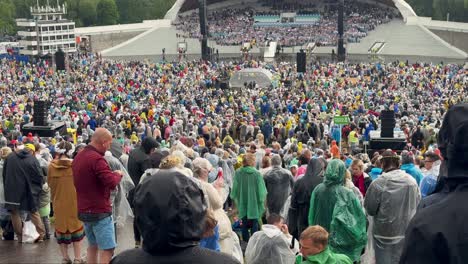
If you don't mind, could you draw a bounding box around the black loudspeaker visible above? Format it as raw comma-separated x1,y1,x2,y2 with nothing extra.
55,50,65,71
33,100,48,126
338,0,344,37
380,110,395,138
297,51,306,73
198,0,209,60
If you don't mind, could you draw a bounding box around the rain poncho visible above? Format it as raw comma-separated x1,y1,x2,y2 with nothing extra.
104,152,134,227
364,169,420,264
296,247,353,264
401,103,468,264
245,224,296,264
0,159,5,204
308,159,367,262
230,166,267,220
206,154,220,183
288,158,324,239
219,157,236,189
420,160,441,197
263,166,294,215
112,170,239,264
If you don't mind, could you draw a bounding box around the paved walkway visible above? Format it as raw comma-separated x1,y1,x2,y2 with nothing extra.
0,222,135,264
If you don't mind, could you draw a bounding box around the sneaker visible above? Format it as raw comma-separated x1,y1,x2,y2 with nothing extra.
62,258,72,264
73,259,86,264
135,241,141,248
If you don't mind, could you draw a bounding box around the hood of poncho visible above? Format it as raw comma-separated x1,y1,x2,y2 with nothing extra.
134,170,206,254
323,159,346,186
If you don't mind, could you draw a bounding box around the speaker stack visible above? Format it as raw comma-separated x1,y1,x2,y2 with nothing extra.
33,100,48,126
297,50,306,73
55,50,65,71
380,110,396,138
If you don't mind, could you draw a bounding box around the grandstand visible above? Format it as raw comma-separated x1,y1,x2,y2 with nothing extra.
254,13,320,26
102,0,467,63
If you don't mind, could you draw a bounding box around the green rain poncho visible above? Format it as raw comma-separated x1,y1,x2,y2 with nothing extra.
230,166,267,219
296,247,352,264
308,160,367,262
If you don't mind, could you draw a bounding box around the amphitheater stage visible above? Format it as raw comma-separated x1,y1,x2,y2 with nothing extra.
102,19,467,64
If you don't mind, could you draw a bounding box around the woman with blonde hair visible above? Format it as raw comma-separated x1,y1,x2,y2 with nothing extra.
345,170,364,207
48,141,85,264
350,159,372,197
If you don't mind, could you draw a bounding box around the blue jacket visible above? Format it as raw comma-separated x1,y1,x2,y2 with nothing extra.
400,163,424,185
420,176,438,198
369,167,383,180
200,225,220,252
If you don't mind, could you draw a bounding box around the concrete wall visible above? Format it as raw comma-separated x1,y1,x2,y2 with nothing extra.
430,29,468,53
90,31,144,52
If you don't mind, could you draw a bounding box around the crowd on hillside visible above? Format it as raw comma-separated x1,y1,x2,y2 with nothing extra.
174,1,394,47
0,52,467,264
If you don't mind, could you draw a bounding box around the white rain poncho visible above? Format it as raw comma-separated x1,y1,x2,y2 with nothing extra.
105,152,134,227
245,224,297,264
364,169,420,264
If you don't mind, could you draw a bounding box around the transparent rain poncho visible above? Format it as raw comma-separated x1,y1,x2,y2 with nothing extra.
245,225,296,264
308,159,367,262
364,169,420,264
105,152,134,227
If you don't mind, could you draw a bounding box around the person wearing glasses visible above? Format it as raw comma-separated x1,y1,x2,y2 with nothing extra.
420,152,441,198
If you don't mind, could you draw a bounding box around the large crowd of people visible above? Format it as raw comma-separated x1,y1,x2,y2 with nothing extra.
0,50,467,264
174,1,394,47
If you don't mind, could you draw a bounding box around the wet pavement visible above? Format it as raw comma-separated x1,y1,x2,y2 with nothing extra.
0,221,135,263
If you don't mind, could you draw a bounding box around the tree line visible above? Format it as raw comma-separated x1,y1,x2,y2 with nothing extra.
407,0,468,22
0,0,176,35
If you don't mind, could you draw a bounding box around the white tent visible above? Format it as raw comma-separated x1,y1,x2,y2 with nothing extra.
229,68,273,88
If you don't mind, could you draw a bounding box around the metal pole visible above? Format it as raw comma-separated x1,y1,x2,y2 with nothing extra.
339,124,342,153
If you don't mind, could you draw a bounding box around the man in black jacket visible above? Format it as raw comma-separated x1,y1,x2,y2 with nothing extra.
400,103,468,263
3,143,45,242
127,137,158,248
111,170,239,264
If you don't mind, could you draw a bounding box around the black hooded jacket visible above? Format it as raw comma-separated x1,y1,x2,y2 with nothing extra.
111,170,239,264
3,149,44,212
288,158,325,239
127,137,159,185
401,104,468,264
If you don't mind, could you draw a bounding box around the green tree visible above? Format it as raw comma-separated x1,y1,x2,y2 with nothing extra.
14,0,35,19
0,0,16,35
97,0,119,25
79,0,97,26
116,0,131,23
433,0,449,20
151,0,176,19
